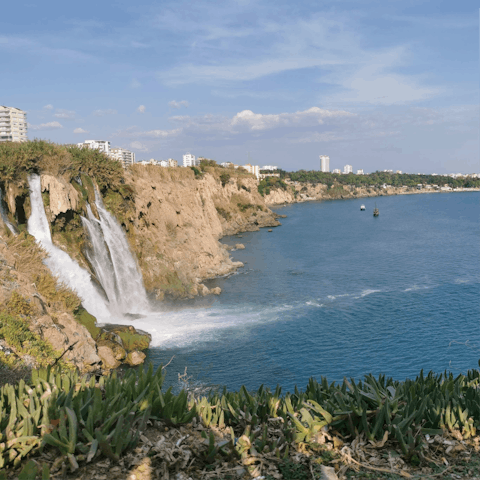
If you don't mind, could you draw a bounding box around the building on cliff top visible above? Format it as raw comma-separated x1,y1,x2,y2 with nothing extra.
110,147,135,168
183,153,198,167
319,155,330,172
77,140,111,154
0,106,28,143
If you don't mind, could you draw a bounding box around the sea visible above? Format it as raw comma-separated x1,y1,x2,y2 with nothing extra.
146,192,480,392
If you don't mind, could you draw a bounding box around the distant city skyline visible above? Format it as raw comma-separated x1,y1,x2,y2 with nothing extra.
2,1,478,174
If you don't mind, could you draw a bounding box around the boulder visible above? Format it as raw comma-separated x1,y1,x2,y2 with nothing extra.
41,175,79,219
31,313,101,372
235,243,245,250
210,287,222,295
100,325,151,351
97,346,121,370
124,350,146,366
96,339,126,361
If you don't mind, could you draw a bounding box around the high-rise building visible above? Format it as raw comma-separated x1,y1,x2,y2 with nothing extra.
183,153,197,167
77,140,111,155
343,164,353,174
110,147,135,168
319,155,330,172
0,106,28,143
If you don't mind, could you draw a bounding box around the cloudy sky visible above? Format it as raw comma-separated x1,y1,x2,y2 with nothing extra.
2,0,478,173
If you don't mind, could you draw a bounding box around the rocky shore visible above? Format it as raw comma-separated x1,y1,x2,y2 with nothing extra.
264,181,480,206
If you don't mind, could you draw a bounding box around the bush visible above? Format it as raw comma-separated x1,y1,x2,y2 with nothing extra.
219,172,231,187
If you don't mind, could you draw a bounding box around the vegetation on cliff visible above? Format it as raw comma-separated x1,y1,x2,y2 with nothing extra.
286,170,480,189
1,363,479,479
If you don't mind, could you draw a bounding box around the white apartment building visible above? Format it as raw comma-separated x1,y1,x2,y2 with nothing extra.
183,153,197,167
343,164,353,174
332,169,342,174
77,140,111,155
319,155,330,172
168,158,178,167
221,162,234,168
356,169,364,175
242,163,260,179
0,106,28,143
261,165,278,171
110,147,135,168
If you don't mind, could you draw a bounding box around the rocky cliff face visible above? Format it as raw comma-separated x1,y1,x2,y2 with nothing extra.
263,181,421,205
121,166,280,298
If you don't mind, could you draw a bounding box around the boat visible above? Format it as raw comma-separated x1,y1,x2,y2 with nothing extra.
360,204,366,211
373,203,379,217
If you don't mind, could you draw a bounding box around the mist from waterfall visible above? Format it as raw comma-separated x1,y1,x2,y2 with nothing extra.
0,188,17,235
26,174,150,321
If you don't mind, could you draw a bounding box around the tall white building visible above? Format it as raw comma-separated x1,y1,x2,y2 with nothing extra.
356,169,364,175
319,155,330,172
0,106,28,143
110,147,135,168
343,164,353,174
77,140,111,155
261,165,278,171
183,153,197,167
242,163,260,179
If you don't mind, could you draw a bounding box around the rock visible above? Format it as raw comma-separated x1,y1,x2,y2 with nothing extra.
231,261,244,268
32,313,101,372
235,243,245,250
268,229,273,232
96,339,126,361
97,346,121,370
40,174,80,219
125,350,146,366
210,287,222,295
99,325,151,351
198,284,210,296
318,465,339,480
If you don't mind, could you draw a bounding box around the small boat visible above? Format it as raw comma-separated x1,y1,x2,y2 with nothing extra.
360,204,366,211
373,203,379,217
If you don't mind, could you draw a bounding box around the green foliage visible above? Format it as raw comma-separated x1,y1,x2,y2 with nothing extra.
0,313,60,367
286,170,480,189
74,308,100,339
220,172,231,187
216,206,231,220
5,291,34,317
190,166,202,177
258,177,288,196
0,140,124,189
237,202,255,212
35,272,81,312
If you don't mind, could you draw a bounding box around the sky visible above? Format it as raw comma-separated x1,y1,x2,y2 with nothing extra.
1,0,479,173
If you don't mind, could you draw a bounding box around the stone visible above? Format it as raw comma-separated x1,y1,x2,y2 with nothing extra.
96,339,126,361
32,313,101,372
210,287,222,295
125,351,146,366
97,346,121,370
235,243,245,249
268,229,273,232
318,465,339,480
198,284,209,296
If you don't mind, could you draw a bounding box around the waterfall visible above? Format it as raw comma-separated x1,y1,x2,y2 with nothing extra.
0,188,17,235
91,188,150,313
27,174,150,321
27,174,112,320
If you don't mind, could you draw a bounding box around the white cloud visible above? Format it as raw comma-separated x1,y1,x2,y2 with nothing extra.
129,141,149,152
168,100,189,109
137,105,146,113
113,126,181,139
29,121,63,131
92,109,117,117
54,109,76,120
43,104,53,110
73,127,89,134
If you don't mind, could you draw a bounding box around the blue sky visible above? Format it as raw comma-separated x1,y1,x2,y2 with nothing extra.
2,0,478,173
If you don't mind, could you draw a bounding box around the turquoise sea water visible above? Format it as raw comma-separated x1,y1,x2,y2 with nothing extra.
147,192,480,392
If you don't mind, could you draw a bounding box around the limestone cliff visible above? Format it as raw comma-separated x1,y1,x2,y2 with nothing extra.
122,166,280,298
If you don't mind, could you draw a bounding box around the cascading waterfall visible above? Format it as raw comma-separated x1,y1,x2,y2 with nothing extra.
0,188,17,235
81,189,149,314
27,174,112,320
27,173,150,322
92,188,150,312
